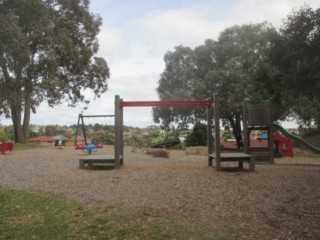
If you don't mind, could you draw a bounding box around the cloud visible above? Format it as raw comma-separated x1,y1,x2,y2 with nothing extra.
133,0,320,56
134,7,225,52
226,0,320,28
2,0,316,128
97,25,129,63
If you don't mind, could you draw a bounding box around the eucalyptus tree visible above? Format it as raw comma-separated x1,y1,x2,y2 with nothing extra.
153,45,198,129
203,22,278,147
155,23,278,147
0,0,109,143
270,6,320,129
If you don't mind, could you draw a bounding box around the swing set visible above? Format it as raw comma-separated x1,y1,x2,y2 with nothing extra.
74,113,114,154
78,94,258,171
78,95,214,169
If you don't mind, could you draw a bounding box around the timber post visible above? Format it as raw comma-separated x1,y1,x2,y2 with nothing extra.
207,104,213,166
242,98,249,154
120,98,124,165
114,95,121,168
213,93,221,171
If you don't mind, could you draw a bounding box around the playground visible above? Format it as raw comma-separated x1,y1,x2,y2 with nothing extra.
0,146,319,239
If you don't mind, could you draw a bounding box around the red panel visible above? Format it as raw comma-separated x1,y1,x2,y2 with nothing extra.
120,100,214,107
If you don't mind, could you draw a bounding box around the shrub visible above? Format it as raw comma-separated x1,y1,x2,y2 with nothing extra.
185,123,207,147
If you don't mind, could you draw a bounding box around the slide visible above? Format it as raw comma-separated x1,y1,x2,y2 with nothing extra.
273,123,320,154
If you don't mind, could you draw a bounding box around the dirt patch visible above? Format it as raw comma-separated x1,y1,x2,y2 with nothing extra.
0,146,319,239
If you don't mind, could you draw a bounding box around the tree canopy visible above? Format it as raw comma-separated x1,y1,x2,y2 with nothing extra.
154,5,320,146
269,6,320,128
0,0,109,143
154,22,278,147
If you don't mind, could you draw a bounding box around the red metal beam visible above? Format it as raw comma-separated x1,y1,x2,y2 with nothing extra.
120,100,214,107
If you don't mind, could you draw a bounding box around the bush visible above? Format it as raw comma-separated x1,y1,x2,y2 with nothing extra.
0,129,10,141
301,129,320,148
185,123,207,147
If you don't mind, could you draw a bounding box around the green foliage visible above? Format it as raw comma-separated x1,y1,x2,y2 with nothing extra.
222,131,233,142
301,129,320,149
148,128,162,139
155,22,277,147
185,123,207,147
90,129,114,145
75,123,115,145
0,0,110,143
138,130,162,147
153,46,199,128
0,128,10,141
155,5,320,142
269,6,320,128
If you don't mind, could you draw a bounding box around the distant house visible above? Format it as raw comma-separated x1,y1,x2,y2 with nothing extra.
29,136,55,146
28,135,87,147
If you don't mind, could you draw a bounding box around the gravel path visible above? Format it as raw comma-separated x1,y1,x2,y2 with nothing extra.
1,146,319,239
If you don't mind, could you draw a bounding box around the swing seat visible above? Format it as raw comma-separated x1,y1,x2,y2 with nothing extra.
82,145,98,153
96,143,103,148
75,143,85,150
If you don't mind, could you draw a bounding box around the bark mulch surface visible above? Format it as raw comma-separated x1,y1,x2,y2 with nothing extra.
1,146,319,239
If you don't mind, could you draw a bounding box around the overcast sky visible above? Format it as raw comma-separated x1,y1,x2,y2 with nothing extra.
1,0,318,128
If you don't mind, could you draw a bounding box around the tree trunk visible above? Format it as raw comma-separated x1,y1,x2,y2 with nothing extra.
22,91,32,142
228,114,243,149
11,105,25,143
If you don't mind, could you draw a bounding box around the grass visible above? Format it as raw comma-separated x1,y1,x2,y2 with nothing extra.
0,188,233,240
294,152,320,159
13,143,49,150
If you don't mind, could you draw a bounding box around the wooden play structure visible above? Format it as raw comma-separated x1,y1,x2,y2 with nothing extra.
208,95,255,171
257,132,294,158
273,132,293,157
243,101,274,163
79,94,275,171
113,95,214,168
78,95,214,169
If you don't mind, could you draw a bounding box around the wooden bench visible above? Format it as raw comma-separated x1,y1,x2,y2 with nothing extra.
209,152,255,171
79,155,122,169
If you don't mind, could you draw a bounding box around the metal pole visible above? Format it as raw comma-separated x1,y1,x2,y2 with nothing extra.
80,114,88,146
81,114,115,118
74,114,81,146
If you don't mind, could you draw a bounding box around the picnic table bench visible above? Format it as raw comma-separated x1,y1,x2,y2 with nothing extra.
79,155,122,169
209,152,255,171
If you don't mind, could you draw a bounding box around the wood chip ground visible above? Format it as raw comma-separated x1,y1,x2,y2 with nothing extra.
0,146,319,239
